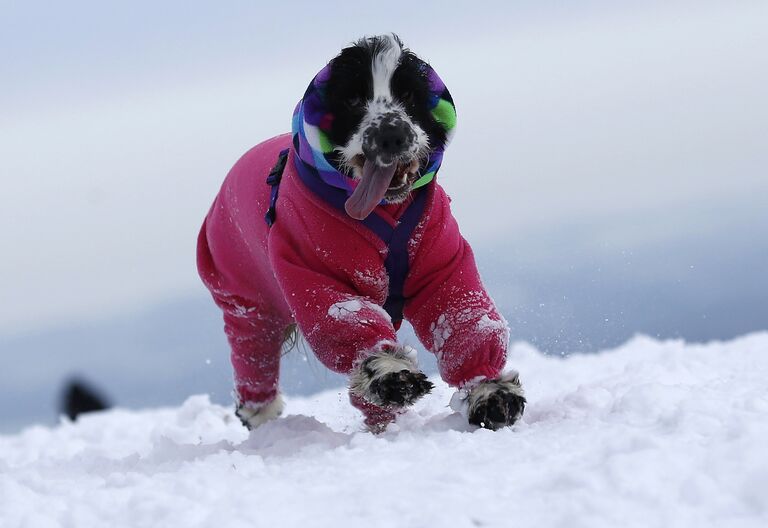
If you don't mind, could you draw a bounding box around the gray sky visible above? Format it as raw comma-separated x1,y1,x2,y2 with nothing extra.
1,0,767,335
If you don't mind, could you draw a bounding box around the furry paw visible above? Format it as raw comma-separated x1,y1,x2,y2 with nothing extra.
235,394,284,430
350,344,434,408
454,372,526,431
370,369,433,407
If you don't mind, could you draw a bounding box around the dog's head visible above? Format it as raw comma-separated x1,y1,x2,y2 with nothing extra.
293,34,456,220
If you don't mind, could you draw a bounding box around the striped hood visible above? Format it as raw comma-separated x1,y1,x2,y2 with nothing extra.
291,60,457,197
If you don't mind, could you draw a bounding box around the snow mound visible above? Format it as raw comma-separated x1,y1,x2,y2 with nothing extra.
2,334,768,528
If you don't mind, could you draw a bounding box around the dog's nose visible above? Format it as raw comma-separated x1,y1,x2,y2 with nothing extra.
376,120,410,156
364,115,413,162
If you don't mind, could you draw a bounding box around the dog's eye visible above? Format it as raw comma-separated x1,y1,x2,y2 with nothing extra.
399,91,415,106
346,96,364,109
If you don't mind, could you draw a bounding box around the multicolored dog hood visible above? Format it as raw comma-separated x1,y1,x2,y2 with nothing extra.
291,60,457,199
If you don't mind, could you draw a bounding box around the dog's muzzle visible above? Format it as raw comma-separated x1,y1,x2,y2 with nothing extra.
362,112,416,165
345,112,421,220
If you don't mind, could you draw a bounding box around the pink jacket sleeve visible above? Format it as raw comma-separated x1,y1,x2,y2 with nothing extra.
267,196,397,375
404,187,509,387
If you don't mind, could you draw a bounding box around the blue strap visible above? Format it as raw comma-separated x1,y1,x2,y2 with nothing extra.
381,189,427,323
264,148,290,227
290,137,428,324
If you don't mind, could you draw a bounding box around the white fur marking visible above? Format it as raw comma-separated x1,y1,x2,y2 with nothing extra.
371,34,402,100
236,394,284,429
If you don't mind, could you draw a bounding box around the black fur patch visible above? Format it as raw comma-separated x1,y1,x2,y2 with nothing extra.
468,387,526,431
324,44,372,149
363,358,434,407
390,50,448,151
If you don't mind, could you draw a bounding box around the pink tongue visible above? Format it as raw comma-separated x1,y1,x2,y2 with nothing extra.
344,159,397,220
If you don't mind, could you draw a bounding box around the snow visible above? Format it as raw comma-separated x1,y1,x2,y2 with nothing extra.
327,298,392,323
476,313,506,334
352,269,388,298
2,333,768,528
328,299,365,318
430,313,452,352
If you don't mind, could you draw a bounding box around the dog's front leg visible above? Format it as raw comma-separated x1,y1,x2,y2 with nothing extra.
271,255,431,430
412,296,526,430
347,341,434,432
404,241,526,430
269,218,434,431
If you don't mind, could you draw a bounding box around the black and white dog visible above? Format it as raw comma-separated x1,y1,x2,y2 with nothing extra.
202,33,525,432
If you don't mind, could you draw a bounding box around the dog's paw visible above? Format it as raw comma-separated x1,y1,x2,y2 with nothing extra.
453,372,526,431
350,344,433,408
235,394,284,430
370,369,433,407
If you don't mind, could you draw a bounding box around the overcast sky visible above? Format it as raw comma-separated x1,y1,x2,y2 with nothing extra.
1,0,767,336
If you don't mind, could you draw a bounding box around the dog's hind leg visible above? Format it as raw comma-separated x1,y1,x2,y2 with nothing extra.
197,213,294,429
215,295,291,429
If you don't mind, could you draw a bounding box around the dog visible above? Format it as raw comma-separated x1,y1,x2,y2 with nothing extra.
197,34,525,432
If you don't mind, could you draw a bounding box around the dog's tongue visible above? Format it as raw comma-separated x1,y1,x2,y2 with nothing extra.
344,159,396,220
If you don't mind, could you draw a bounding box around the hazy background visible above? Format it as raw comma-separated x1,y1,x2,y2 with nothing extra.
1,0,766,432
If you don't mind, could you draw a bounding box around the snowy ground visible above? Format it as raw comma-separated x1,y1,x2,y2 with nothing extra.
2,334,767,528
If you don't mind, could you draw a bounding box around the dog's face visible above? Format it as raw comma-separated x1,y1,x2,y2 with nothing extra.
322,35,448,218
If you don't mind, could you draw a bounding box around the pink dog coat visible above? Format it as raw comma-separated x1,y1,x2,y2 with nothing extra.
197,133,509,423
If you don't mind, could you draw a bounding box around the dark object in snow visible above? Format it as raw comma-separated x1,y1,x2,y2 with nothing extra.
467,374,526,431
61,379,111,420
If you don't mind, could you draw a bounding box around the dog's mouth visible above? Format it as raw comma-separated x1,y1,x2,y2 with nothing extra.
344,155,420,220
